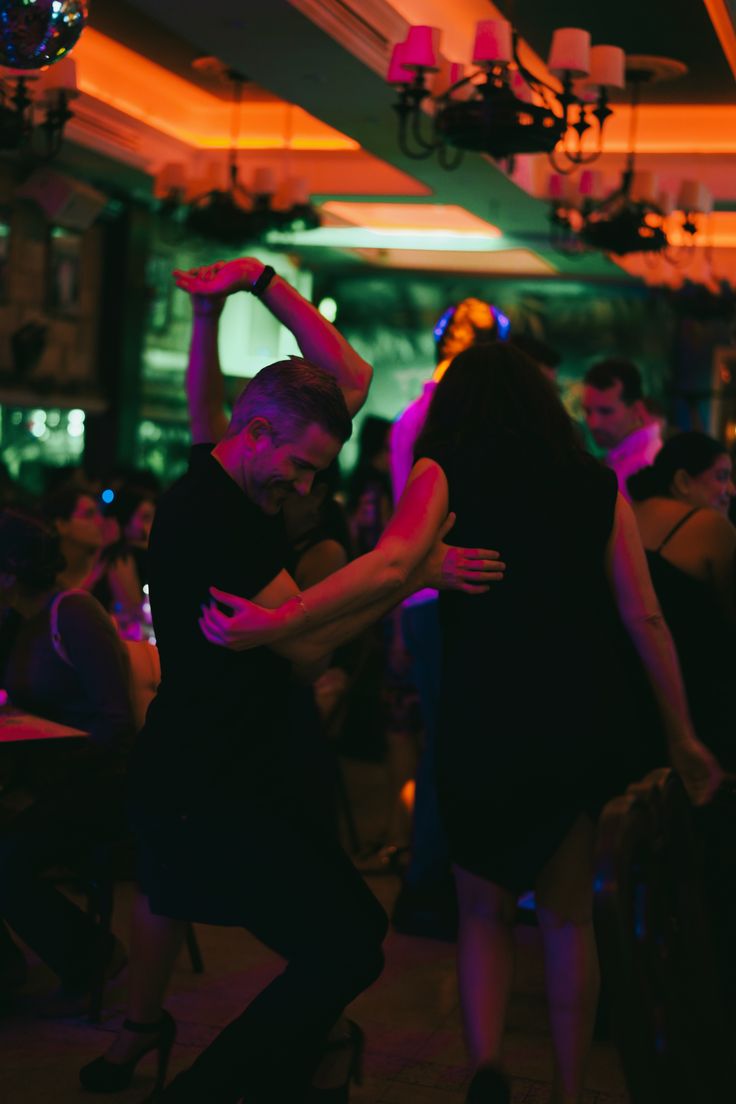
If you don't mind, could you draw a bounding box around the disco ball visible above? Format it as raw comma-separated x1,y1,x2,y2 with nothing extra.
0,0,88,70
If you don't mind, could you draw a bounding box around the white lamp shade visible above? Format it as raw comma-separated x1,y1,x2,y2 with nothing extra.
677,179,712,213
657,190,675,216
387,42,414,84
548,28,591,78
155,162,187,196
472,19,512,65
587,46,625,89
630,171,658,204
283,177,310,206
403,26,441,70
252,167,276,195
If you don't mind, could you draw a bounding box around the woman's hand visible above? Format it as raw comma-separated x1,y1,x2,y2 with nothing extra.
173,257,265,299
669,737,724,806
199,586,284,651
422,513,506,593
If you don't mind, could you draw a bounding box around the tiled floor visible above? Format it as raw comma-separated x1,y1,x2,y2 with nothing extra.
0,761,630,1103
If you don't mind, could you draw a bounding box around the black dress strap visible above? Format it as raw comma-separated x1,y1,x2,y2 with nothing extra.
655,508,701,553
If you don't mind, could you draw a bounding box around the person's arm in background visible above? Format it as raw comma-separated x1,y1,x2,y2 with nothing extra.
175,257,373,418
606,493,723,805
57,594,136,751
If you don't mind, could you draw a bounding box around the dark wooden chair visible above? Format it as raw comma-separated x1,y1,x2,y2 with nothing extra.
594,768,734,1104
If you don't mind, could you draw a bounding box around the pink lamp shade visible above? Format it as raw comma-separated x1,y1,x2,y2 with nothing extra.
677,179,712,213
472,19,512,65
403,25,441,70
578,170,602,198
387,42,414,84
509,69,534,104
587,45,625,89
548,28,591,77
630,171,658,204
657,190,675,216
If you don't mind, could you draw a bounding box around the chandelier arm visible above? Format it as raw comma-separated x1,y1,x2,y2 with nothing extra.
395,107,436,159
437,142,464,170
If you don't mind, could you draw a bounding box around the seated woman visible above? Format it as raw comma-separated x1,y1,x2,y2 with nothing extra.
43,483,106,592
93,484,157,630
628,432,736,768
0,510,135,1015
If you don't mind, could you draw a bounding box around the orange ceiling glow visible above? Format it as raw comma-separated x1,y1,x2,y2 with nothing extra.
73,30,359,151
596,104,736,155
322,202,502,236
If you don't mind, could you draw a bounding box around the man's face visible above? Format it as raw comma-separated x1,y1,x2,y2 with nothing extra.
582,381,642,450
241,420,342,516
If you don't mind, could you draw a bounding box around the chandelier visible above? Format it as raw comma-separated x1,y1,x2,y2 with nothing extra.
156,69,320,244
548,58,711,259
387,20,626,170
0,0,87,161
0,57,79,158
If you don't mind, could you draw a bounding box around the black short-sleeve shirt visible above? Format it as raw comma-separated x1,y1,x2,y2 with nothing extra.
130,445,291,813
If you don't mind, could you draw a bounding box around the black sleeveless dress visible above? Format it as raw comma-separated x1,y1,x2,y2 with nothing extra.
646,509,735,771
421,437,663,890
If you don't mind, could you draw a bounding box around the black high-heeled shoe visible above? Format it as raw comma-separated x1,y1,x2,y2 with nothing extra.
79,1010,176,1095
305,1020,365,1103
466,1063,511,1104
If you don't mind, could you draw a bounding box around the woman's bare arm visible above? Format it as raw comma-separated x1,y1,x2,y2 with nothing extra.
606,493,723,803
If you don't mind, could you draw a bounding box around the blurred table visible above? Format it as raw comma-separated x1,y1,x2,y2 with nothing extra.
0,704,89,744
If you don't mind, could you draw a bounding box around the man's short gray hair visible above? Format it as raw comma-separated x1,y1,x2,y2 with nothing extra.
226,357,352,445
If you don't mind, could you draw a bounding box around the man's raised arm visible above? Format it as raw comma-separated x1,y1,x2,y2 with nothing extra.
175,256,373,417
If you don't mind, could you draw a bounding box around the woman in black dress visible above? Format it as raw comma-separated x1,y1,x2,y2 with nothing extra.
628,433,736,769
205,344,722,1104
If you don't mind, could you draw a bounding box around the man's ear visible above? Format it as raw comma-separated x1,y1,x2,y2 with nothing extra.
671,468,691,498
630,399,648,427
242,417,274,446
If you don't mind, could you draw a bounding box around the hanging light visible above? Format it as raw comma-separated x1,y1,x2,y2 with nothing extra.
547,59,708,259
156,69,321,244
387,19,625,171
0,54,82,159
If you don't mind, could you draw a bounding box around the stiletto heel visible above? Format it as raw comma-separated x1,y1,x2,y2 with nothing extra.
79,1010,176,1093
306,1020,366,1102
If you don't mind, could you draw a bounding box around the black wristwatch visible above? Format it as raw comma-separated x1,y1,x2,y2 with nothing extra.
251,264,276,298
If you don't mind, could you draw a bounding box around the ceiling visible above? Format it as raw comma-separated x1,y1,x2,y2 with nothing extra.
56,0,736,286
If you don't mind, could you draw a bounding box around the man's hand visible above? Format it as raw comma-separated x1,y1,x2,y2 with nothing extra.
199,586,283,651
173,257,265,299
422,512,506,594
669,737,724,806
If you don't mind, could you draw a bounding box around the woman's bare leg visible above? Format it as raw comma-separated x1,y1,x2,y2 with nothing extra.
104,890,185,1062
454,864,516,1067
535,814,600,1104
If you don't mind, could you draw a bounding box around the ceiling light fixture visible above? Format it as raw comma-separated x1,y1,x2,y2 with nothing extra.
548,58,709,259
156,64,320,244
387,20,626,171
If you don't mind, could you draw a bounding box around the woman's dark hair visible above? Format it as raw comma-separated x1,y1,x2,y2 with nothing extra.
0,510,65,592
628,432,727,501
415,342,585,466
42,482,94,524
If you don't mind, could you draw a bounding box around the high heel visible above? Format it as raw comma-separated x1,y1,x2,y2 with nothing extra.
79,1010,176,1094
306,1020,365,1102
466,1063,511,1104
